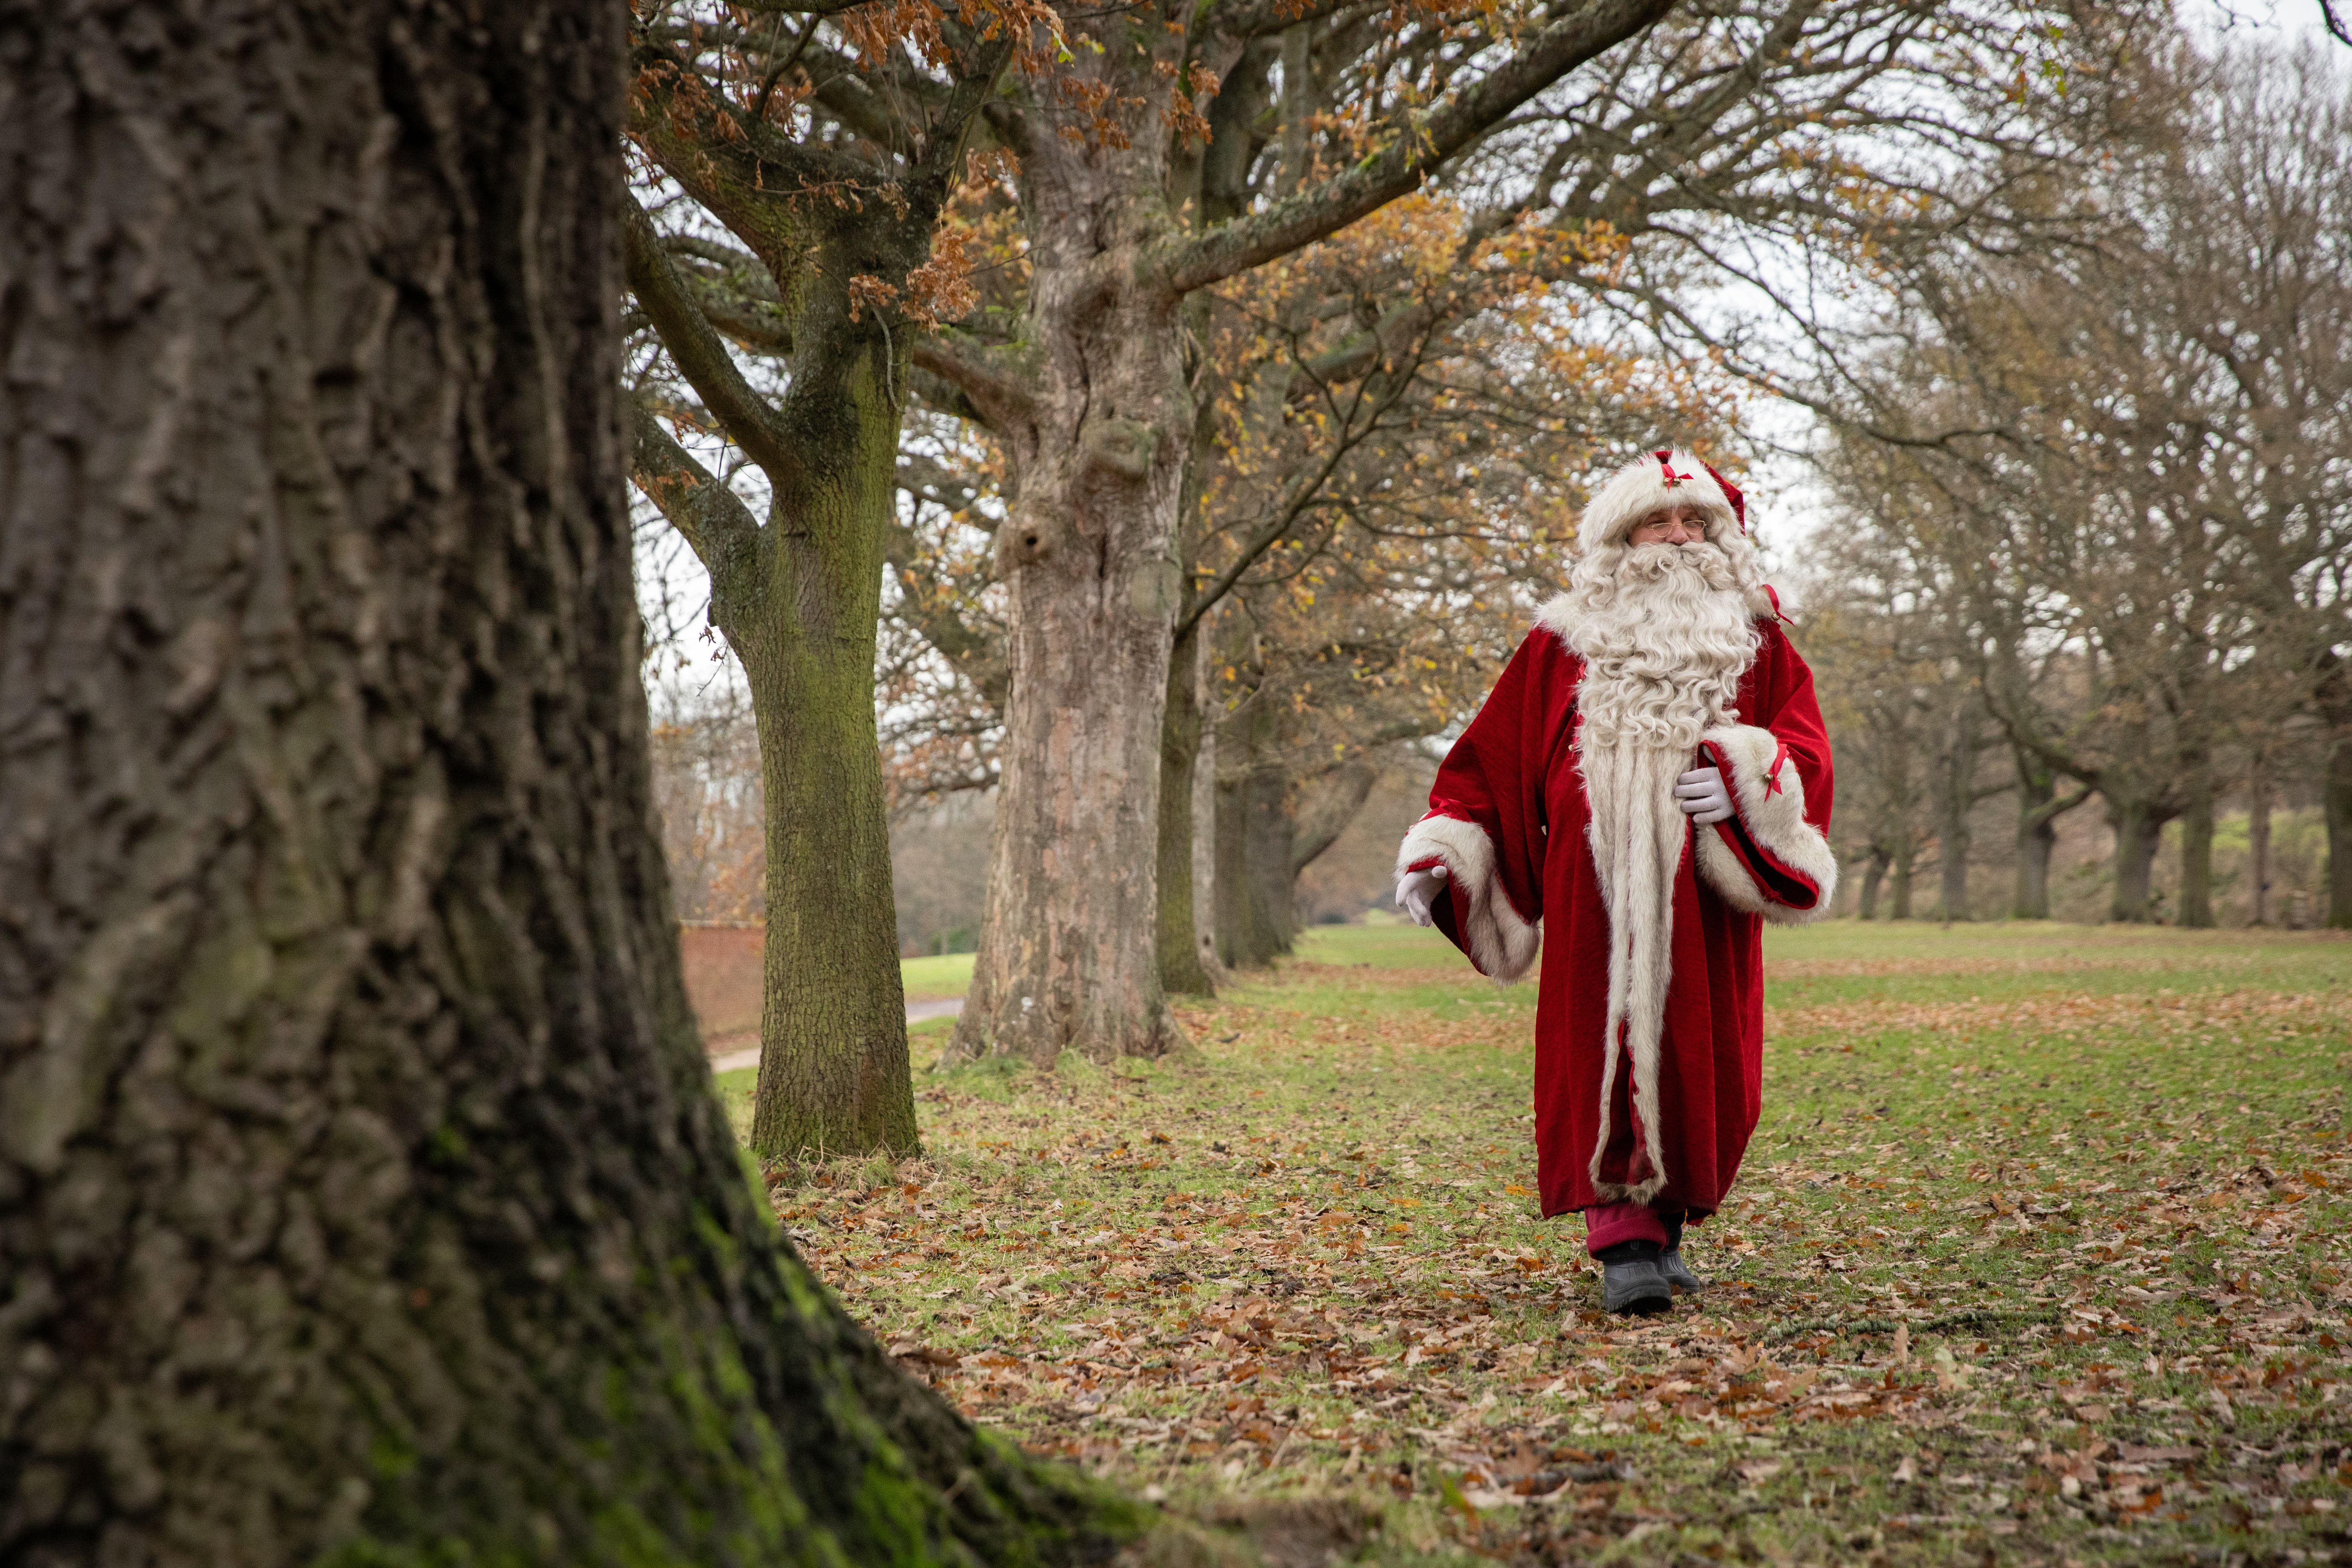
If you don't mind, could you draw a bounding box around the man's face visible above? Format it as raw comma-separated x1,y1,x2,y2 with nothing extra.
1626,503,1708,546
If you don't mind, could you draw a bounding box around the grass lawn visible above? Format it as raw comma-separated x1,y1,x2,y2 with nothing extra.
742,921,2352,1564
902,951,977,1002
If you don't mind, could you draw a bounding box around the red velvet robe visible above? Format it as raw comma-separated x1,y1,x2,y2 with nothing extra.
1398,613,1835,1221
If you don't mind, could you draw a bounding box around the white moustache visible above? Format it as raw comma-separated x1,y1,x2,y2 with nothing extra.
1618,540,1738,591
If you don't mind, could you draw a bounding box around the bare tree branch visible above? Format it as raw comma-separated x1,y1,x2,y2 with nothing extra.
630,402,763,579
623,197,805,495
1155,0,1675,294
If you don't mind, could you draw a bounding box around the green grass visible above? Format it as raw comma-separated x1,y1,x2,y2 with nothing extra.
758,921,2352,1564
902,952,976,1002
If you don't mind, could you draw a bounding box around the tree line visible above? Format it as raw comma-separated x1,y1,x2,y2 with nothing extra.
1797,38,2352,932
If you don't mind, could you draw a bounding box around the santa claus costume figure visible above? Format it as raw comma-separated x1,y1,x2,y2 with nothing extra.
1394,450,1835,1315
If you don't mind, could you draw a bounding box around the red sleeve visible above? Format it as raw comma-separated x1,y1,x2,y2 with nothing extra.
1692,627,1839,921
1394,629,1557,979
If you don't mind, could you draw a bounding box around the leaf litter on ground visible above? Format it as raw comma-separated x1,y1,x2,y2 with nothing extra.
742,921,2352,1565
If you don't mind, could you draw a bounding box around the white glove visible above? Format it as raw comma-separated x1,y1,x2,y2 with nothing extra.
1396,864,1449,927
1675,766,1735,825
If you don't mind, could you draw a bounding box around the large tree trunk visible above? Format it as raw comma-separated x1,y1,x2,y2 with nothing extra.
741,548,917,1156
621,74,928,1158
1889,842,1916,921
2177,759,2216,930
951,326,1189,1060
2107,795,2167,922
0,6,1131,1559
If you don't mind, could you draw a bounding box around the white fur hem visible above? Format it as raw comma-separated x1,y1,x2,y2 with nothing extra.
1395,814,1540,982
1692,724,1838,924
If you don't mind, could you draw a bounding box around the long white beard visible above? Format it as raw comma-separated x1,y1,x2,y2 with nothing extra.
1566,544,1760,1201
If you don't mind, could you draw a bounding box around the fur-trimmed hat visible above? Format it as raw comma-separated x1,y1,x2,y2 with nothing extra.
1576,449,1747,555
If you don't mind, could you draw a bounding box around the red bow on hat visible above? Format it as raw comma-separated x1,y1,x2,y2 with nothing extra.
1653,449,1747,535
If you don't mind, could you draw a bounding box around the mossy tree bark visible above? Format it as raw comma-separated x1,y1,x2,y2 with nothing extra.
0,5,1136,1561
1157,619,1220,997
619,22,1021,1158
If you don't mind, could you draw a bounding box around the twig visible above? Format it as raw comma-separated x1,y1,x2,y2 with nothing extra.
1759,1306,2057,1346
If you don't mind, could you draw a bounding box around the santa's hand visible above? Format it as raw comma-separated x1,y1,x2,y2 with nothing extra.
1396,864,1449,927
1675,767,1735,825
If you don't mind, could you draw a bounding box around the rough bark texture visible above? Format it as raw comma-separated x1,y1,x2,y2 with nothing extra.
947,15,1196,1062
0,6,1130,1561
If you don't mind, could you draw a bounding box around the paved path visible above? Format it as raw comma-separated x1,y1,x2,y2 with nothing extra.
709,996,963,1074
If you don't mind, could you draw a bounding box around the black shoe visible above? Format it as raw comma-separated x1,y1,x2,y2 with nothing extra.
1659,1214,1703,1291
1596,1240,1673,1315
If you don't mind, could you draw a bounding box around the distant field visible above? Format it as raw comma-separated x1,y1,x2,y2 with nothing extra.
759,919,2352,1565
681,929,974,1051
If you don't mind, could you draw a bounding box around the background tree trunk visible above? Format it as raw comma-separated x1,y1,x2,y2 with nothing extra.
2177,760,2216,930
2108,796,2167,922
0,6,1131,1558
1291,761,1381,881
1158,622,1218,997
1215,761,1298,968
1890,843,1916,920
2248,751,2273,926
2327,729,2352,929
947,47,1194,1060
1860,848,1892,920
743,561,918,1156
621,94,937,1160
2013,749,2059,919
1211,690,1308,969
1935,707,1980,920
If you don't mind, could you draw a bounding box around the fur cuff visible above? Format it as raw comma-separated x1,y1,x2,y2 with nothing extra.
1692,724,1838,924
1396,813,1540,981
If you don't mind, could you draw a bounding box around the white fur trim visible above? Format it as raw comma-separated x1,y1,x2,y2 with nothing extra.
1394,814,1540,982
1691,724,1839,924
1578,450,1738,555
